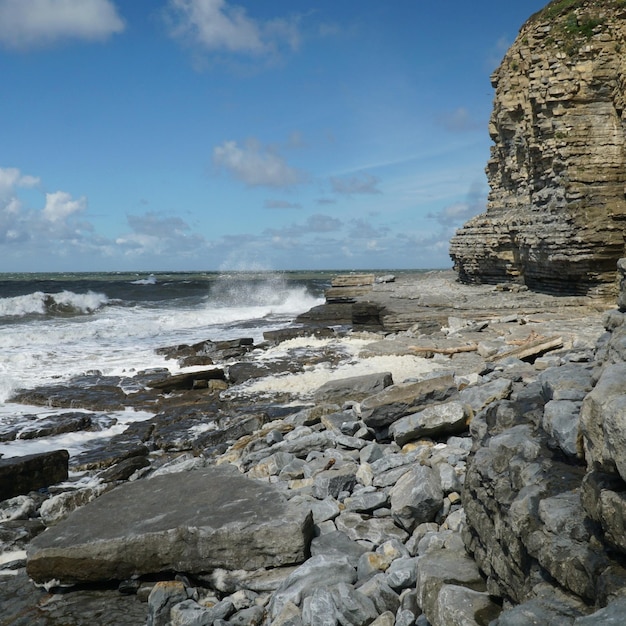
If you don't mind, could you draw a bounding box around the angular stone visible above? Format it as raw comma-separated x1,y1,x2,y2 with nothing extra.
335,511,408,545
390,465,443,532
580,363,626,474
542,400,582,458
302,587,337,626
27,466,313,584
310,531,369,566
0,449,69,501
458,378,512,414
358,574,401,615
312,464,358,499
329,582,378,625
360,375,456,430
269,555,357,619
147,580,188,626
416,549,486,626
437,584,501,625
389,401,470,445
314,372,393,402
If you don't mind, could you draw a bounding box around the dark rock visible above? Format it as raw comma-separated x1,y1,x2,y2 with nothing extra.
0,449,69,501
72,442,150,472
98,455,151,482
146,368,226,392
263,326,336,343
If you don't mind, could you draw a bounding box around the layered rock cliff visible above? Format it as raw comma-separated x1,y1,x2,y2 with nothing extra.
450,0,626,297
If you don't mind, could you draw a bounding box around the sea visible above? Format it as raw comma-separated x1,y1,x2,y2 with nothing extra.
0,270,333,460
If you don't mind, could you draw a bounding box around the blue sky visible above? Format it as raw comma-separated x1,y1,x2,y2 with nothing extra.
0,0,547,272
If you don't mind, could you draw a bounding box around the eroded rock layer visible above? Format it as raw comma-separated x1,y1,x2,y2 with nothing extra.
450,0,626,297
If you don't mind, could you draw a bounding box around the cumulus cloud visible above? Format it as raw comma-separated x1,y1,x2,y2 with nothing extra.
331,173,381,195
166,0,300,56
213,139,305,188
0,0,125,50
0,167,39,200
42,191,86,222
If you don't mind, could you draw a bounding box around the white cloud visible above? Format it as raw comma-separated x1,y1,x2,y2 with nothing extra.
213,139,305,188
0,166,39,200
331,173,382,195
0,0,125,50
166,0,300,56
42,191,86,222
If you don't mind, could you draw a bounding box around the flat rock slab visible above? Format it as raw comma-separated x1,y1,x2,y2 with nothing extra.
27,465,313,585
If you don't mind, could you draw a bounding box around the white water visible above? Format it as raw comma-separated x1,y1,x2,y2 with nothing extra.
0,287,322,404
0,279,323,459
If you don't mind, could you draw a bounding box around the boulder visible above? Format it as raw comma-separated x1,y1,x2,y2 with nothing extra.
0,450,69,501
314,372,393,402
389,401,470,445
360,374,456,430
27,465,313,585
389,465,443,532
416,548,487,626
147,368,226,392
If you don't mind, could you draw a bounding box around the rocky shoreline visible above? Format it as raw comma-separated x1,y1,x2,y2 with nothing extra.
1,269,624,625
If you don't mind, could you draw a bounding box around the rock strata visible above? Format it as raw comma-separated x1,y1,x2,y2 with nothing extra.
450,0,626,296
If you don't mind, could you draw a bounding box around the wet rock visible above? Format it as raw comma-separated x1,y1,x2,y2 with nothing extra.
146,368,226,392
0,449,69,501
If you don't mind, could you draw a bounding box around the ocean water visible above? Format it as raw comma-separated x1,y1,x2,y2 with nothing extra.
0,270,330,458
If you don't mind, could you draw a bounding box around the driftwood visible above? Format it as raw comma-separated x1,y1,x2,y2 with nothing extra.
410,344,478,356
492,335,563,361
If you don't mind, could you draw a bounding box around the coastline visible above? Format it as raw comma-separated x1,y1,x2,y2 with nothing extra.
0,270,618,625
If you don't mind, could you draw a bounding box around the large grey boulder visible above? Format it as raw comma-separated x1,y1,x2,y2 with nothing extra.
389,401,470,445
27,465,313,585
360,375,456,430
314,372,393,401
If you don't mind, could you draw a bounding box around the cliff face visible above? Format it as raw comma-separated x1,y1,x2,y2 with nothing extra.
450,0,626,297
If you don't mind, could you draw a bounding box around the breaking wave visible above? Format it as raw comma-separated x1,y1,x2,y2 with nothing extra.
0,290,109,319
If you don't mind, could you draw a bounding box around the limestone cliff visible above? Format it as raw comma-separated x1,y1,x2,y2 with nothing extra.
450,0,626,297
